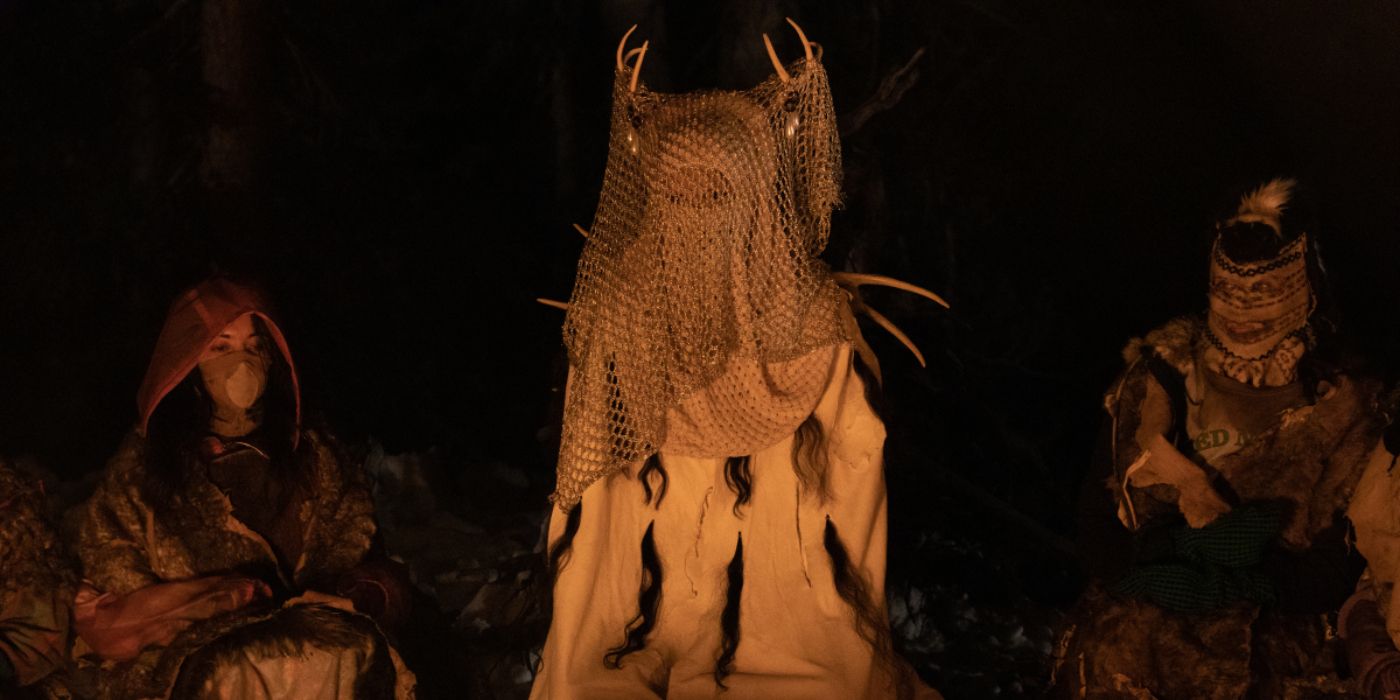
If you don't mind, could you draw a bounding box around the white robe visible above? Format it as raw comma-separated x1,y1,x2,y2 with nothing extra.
532,344,937,699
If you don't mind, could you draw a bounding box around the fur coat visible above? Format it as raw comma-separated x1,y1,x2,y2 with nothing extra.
75,429,410,699
1055,315,1383,699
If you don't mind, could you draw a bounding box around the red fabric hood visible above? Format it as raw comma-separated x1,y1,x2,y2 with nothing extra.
135,278,300,437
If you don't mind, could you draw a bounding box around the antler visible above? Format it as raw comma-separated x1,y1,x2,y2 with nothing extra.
572,223,589,238
762,35,790,83
615,25,638,71
629,41,649,93
845,310,884,387
832,272,949,308
843,294,926,369
615,25,648,93
763,17,816,83
834,272,949,370
787,17,814,63
537,298,569,311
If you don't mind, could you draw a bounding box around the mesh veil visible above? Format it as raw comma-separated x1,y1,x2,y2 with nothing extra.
553,52,849,508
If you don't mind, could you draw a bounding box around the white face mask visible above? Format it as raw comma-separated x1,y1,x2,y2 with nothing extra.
226,360,264,409
200,350,269,412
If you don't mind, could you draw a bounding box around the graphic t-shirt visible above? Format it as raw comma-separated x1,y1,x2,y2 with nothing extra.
1185,366,1307,467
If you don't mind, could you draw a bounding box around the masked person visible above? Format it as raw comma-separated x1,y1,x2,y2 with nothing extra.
75,277,414,699
0,460,75,698
1054,179,1385,698
531,21,943,700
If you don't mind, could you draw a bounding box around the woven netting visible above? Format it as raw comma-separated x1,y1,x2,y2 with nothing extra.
553,52,848,508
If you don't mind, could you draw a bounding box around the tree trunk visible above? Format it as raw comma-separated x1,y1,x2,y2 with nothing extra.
200,0,268,247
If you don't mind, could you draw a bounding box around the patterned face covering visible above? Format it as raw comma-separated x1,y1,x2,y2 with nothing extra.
553,34,847,508
1203,179,1313,387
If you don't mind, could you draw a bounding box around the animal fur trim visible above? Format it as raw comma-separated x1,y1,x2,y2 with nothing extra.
1120,316,1199,376
1229,178,1297,235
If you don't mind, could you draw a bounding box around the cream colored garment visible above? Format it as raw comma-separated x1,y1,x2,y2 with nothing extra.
532,344,935,699
189,643,367,699
1347,442,1400,645
183,637,417,700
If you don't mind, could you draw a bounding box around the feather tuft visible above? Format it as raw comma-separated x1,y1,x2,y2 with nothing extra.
1232,177,1296,235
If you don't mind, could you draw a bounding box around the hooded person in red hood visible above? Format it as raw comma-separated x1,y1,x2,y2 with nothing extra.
75,277,415,699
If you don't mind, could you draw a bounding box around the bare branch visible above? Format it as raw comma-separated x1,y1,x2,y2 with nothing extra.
124,0,194,51
839,47,926,137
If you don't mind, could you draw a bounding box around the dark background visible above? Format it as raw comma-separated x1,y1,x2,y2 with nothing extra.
3,1,1399,696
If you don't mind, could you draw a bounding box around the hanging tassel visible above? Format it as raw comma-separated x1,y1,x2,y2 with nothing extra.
640,453,669,507
715,533,745,688
851,351,888,423
824,516,911,700
537,502,586,673
605,521,663,668
547,504,584,585
793,416,830,502
724,456,753,516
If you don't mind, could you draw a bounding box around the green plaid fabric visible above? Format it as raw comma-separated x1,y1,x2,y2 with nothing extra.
1111,502,1285,613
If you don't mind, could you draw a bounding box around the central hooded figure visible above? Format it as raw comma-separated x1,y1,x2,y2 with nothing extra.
75,277,414,699
532,21,942,700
